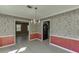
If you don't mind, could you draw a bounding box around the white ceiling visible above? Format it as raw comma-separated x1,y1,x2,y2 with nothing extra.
0,5,79,20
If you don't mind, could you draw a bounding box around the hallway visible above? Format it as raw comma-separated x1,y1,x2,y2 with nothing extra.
0,38,69,53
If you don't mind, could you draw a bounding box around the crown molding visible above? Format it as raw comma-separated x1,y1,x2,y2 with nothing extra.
0,13,31,21
40,7,79,21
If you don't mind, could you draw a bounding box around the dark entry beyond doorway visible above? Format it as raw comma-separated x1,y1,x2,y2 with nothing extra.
15,21,29,43
43,21,50,40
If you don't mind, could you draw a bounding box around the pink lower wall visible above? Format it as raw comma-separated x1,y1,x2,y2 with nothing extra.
50,36,79,52
30,33,42,40
0,36,15,47
0,33,41,47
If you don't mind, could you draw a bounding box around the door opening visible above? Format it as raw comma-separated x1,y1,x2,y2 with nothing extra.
43,21,50,40
15,21,29,44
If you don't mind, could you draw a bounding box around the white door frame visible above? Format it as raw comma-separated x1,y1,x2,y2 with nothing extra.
15,21,30,44
41,19,50,43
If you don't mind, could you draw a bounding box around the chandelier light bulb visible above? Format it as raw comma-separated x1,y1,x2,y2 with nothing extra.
33,19,36,24
38,20,40,23
30,20,33,23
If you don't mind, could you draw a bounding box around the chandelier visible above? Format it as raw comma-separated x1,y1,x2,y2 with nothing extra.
27,5,40,24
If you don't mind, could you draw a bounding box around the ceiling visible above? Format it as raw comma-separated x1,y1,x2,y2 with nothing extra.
0,5,79,20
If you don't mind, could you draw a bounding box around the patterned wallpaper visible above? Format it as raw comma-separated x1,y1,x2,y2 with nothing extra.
30,22,38,34
50,8,79,39
1,8,79,39
36,22,42,33
29,22,42,34
0,15,15,36
0,14,29,36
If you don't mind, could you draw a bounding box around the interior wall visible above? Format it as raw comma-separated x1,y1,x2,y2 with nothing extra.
0,14,29,47
0,14,29,36
49,8,79,52
0,13,40,46
36,22,42,33
50,9,79,39
30,22,37,34
29,22,42,40
0,14,15,36
36,22,42,40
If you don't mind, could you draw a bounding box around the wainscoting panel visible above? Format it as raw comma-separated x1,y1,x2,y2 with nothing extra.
30,33,42,40
0,36,15,47
50,36,79,52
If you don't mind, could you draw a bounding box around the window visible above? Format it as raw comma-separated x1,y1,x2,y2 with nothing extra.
16,24,21,31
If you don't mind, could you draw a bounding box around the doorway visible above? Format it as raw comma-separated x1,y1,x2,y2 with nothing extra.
43,21,50,40
15,21,29,44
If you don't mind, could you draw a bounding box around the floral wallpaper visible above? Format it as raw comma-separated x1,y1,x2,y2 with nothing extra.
0,15,15,36
0,14,29,36
50,8,79,39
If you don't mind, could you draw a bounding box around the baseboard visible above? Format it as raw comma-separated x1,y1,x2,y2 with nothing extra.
29,38,38,41
0,43,16,48
51,35,79,41
37,38,42,42
29,38,42,41
50,43,77,53
0,35,14,37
